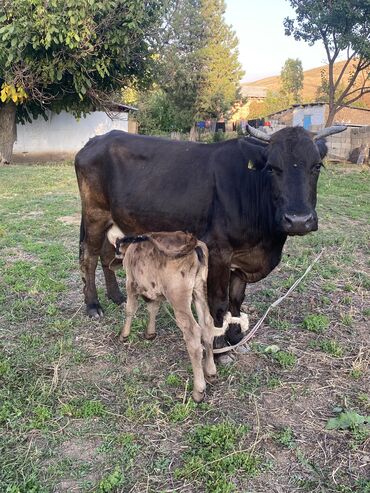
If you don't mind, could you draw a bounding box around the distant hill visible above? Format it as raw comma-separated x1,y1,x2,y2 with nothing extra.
241,61,369,108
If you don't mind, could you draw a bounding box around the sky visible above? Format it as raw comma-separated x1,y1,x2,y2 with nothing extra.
224,0,329,83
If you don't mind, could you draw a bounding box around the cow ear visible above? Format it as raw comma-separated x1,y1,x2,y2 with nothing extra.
315,138,328,159
239,140,267,171
149,231,197,257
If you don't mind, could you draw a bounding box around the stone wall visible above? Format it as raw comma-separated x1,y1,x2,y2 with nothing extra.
326,126,370,162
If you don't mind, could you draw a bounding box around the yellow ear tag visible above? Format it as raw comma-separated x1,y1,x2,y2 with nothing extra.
247,160,255,170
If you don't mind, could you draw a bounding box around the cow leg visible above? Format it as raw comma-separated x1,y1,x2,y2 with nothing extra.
145,300,160,340
119,285,139,342
227,271,247,344
206,250,232,349
193,279,217,380
79,203,112,317
100,237,125,305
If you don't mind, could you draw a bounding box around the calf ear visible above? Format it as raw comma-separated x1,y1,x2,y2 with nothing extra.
238,140,268,170
315,138,328,159
149,231,197,258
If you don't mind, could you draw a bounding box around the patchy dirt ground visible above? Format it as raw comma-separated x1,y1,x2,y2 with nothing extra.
0,162,369,493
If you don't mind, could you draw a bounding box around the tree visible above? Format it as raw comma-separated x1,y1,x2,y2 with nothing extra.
0,0,165,163
284,0,370,126
280,58,303,104
138,0,244,134
195,0,244,120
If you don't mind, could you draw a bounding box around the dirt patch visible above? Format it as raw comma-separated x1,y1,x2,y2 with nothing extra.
59,437,102,461
58,213,81,226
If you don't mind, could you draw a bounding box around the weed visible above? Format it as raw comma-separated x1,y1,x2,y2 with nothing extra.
303,314,330,333
319,339,344,358
60,399,107,418
341,313,353,327
274,427,295,448
168,401,196,422
95,466,123,493
175,421,259,493
272,350,297,369
165,373,182,387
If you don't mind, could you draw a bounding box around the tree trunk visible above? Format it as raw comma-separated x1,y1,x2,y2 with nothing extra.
325,105,337,127
0,102,17,165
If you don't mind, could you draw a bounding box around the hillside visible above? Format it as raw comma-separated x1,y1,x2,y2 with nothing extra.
242,61,369,108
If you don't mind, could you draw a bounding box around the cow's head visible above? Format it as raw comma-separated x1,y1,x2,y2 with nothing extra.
246,125,346,235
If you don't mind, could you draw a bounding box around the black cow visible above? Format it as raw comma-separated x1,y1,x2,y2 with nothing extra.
75,124,345,347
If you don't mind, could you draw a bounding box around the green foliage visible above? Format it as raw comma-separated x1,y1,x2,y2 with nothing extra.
168,401,197,422
165,373,182,387
327,411,370,430
319,339,344,357
280,58,303,103
175,421,260,493
274,427,296,448
95,466,123,493
261,90,290,117
272,350,297,369
0,0,165,122
60,399,107,418
303,314,330,333
138,0,244,133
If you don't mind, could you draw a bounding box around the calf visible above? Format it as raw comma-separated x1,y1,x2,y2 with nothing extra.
107,226,223,402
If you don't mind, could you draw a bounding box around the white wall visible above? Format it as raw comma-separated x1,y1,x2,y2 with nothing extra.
13,110,129,162
292,105,325,127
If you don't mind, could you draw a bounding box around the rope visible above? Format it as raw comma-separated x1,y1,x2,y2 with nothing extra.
213,249,325,355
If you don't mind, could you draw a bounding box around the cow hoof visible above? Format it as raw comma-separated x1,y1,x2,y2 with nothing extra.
107,291,125,305
192,390,205,403
144,333,157,341
216,354,234,365
205,373,217,384
87,303,104,318
118,335,129,343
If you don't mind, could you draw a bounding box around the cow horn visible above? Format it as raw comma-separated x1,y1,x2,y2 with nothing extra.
245,124,271,142
314,125,347,140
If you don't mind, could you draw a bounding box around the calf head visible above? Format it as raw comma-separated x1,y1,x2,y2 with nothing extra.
246,125,346,235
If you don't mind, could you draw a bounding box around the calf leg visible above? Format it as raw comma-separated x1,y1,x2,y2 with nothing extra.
194,279,217,380
119,286,139,342
145,300,160,340
169,294,206,402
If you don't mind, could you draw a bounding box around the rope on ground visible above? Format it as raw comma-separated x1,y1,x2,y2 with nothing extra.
213,248,325,355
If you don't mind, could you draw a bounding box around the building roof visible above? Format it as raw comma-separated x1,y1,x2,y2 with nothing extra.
268,102,370,120
240,85,267,99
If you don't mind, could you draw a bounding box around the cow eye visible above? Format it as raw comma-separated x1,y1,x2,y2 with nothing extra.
314,163,323,171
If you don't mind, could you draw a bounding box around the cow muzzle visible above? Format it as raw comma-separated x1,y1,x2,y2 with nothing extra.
281,212,318,235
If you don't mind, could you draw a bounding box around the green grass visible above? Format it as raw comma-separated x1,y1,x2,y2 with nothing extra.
0,162,369,492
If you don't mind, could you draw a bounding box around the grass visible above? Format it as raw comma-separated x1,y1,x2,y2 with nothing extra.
0,162,369,492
